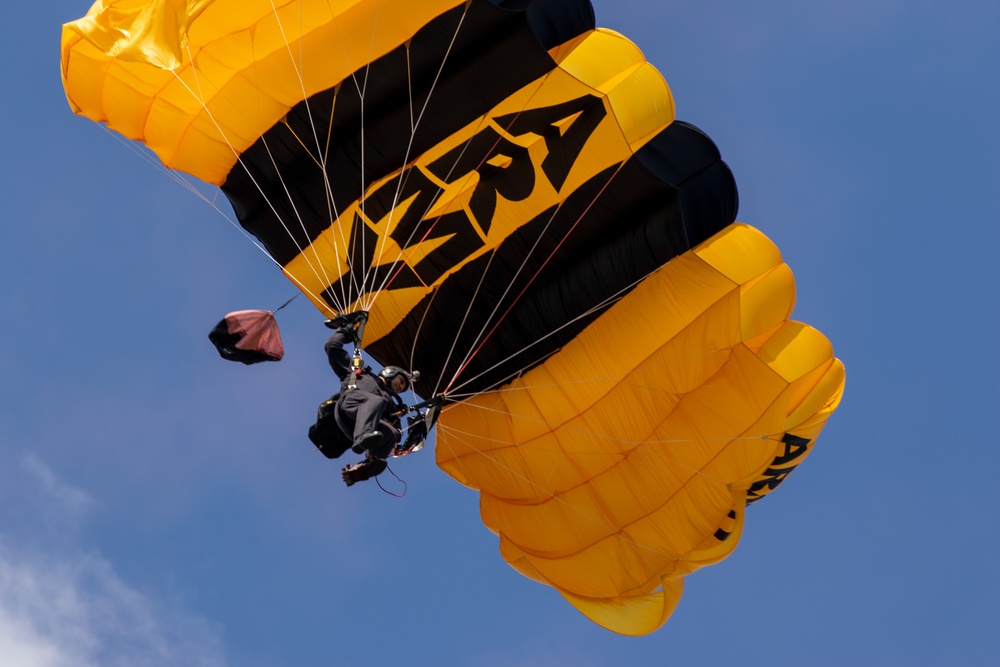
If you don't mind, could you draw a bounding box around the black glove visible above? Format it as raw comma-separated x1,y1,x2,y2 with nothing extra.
341,457,387,486
325,311,368,330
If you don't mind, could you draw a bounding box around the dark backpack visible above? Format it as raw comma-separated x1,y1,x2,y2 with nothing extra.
308,392,402,460
308,392,352,459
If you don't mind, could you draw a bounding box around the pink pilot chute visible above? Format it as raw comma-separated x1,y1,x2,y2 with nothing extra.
208,309,285,365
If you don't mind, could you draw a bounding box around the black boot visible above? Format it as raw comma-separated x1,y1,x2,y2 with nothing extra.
351,431,382,454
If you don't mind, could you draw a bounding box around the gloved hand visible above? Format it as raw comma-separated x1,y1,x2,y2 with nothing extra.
324,310,368,331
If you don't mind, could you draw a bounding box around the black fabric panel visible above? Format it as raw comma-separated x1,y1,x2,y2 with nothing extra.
222,0,595,265
499,0,595,47
368,121,739,395
637,120,739,245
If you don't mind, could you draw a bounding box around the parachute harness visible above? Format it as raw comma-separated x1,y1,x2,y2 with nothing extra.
348,348,364,391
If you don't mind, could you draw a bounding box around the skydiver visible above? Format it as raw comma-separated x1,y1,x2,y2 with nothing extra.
313,313,427,486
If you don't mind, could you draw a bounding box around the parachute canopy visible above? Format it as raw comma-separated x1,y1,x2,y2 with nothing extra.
62,0,845,635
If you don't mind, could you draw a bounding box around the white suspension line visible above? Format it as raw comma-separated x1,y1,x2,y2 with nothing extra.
394,111,532,376
361,3,472,309
440,193,580,394
301,7,375,311
271,110,356,311
298,2,384,312
349,1,385,308
318,87,354,310
173,47,339,310
362,111,497,334
448,313,735,400
408,279,442,375
312,3,394,312
359,73,573,384
448,347,731,401
101,126,283,267
459,163,624,394
443,270,658,396
430,249,499,397
264,0,347,310
406,40,415,133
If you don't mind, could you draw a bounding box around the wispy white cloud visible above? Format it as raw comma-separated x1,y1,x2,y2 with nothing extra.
0,450,227,667
0,545,226,667
21,454,95,521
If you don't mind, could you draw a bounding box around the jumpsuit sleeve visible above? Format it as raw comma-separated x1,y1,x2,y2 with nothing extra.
324,328,354,381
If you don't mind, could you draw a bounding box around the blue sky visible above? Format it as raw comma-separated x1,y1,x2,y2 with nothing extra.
2,2,998,665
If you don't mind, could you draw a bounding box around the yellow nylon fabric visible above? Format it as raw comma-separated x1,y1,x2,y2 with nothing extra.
61,0,466,184
435,223,845,635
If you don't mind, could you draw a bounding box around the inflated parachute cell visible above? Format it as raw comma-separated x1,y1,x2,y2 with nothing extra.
62,0,845,635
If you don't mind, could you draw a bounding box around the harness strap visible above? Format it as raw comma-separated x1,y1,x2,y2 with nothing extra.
347,346,364,390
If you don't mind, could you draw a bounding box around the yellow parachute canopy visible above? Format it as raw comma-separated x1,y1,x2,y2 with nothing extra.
62,0,844,635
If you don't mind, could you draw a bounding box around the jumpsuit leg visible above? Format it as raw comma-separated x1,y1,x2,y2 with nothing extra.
338,391,390,440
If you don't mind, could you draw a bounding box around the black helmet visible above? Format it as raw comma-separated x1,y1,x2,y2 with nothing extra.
379,366,412,392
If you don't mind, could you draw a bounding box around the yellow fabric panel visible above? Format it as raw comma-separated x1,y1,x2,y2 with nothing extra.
505,545,678,641
496,525,668,599
478,446,729,565
694,221,785,285
671,356,790,492
739,263,796,340
561,576,685,637
556,28,647,93
786,358,846,439
435,223,844,635
64,0,214,70
755,320,833,383
555,28,674,149
62,0,467,184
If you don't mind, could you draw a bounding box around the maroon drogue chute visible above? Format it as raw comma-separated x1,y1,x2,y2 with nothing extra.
208,295,299,364
208,309,284,364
